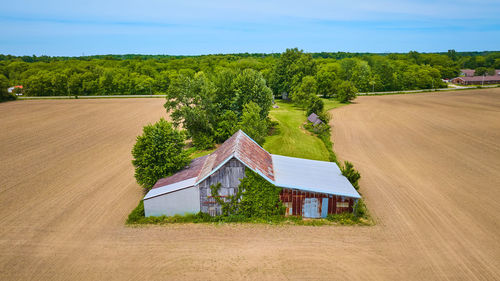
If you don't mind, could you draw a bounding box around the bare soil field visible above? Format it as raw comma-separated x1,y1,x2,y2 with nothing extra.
1,90,499,280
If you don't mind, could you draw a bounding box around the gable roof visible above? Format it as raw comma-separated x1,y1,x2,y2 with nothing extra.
196,130,274,183
144,130,360,200
307,113,324,126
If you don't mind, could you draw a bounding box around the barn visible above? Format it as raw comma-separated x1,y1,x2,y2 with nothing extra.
143,130,361,218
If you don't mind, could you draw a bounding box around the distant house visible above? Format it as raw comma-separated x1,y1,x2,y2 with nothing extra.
307,113,324,126
451,76,500,85
7,85,23,95
143,130,360,218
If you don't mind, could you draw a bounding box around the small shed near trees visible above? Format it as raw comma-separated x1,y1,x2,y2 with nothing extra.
307,113,324,126
143,130,360,218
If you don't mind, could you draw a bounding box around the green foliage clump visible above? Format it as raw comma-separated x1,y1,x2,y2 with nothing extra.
340,161,361,190
237,170,286,218
126,200,146,224
336,81,358,103
0,74,17,102
131,118,190,191
269,48,316,98
306,95,324,117
209,169,285,219
238,102,268,145
165,69,272,149
290,75,317,109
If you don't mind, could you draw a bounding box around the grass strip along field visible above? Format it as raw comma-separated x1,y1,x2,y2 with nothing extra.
264,99,344,160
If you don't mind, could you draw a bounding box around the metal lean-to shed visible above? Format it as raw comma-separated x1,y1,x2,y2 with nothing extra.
143,130,360,218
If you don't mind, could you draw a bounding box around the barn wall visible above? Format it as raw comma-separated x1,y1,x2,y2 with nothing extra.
144,186,200,217
280,188,355,217
198,158,246,216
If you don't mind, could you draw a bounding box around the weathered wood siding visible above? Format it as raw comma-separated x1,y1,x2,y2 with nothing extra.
197,158,246,216
280,188,355,217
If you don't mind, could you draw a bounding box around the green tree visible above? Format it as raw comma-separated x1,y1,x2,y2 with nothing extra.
0,74,16,102
475,67,495,76
165,73,217,149
131,118,190,191
238,102,268,145
306,95,324,117
291,75,317,109
214,110,239,142
316,64,337,98
336,81,357,103
232,69,273,119
270,48,316,98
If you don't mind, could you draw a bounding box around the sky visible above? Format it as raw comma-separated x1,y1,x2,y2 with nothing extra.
0,0,499,56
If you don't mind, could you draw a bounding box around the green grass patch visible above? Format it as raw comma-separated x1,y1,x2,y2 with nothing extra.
186,147,216,159
322,98,345,111
264,101,330,161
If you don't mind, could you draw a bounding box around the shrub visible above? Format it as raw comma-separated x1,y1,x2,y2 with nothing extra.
306,95,324,117
0,74,17,103
131,118,190,191
126,201,145,224
340,161,361,190
337,81,357,103
353,199,367,218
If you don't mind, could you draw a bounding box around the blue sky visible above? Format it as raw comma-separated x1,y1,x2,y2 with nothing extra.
1,0,499,56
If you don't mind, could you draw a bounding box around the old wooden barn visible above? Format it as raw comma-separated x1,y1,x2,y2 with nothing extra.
143,130,361,218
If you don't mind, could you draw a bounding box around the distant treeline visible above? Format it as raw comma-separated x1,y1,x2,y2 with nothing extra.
1,49,499,96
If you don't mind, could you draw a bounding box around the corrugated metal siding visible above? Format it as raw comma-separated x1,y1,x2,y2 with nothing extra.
280,188,354,217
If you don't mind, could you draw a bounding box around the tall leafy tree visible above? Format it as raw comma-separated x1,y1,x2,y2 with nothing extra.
131,118,190,191
337,81,357,103
238,102,267,145
291,75,317,109
232,69,273,119
270,48,316,98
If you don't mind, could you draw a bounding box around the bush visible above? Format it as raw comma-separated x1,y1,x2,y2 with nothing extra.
0,74,17,103
126,200,146,224
353,199,367,218
306,95,324,117
340,161,361,190
131,118,190,191
337,81,357,103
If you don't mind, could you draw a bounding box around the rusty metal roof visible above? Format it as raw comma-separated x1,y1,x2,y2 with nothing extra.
145,130,360,201
151,155,208,189
196,130,274,183
455,75,500,82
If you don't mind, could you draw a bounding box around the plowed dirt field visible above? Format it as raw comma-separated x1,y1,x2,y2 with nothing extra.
1,90,499,280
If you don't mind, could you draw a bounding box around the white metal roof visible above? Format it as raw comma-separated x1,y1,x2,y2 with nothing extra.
143,177,197,200
271,154,361,198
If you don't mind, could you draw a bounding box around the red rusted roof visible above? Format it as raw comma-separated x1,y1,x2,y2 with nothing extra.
151,130,274,190
196,130,274,182
455,76,500,82
151,155,208,189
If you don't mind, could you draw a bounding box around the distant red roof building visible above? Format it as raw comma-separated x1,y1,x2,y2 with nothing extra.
451,76,500,85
